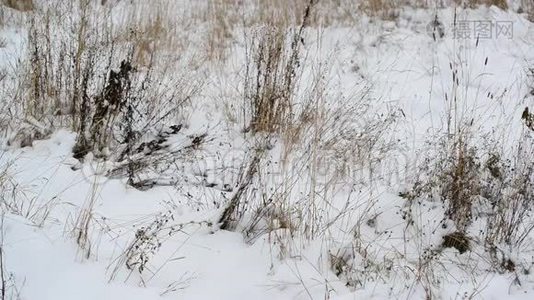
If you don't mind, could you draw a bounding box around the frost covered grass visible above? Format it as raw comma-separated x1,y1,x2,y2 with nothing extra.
0,0,533,299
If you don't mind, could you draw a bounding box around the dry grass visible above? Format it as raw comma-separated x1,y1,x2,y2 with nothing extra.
219,149,263,230
2,1,532,298
21,0,113,128
4,0,200,161
483,133,534,248
72,180,100,259
203,0,236,61
2,0,34,12
244,0,316,134
441,134,481,231
455,0,509,10
245,26,295,133
521,0,534,21
108,212,211,284
0,157,57,227
359,0,401,20
115,0,186,65
401,131,482,231
223,55,397,243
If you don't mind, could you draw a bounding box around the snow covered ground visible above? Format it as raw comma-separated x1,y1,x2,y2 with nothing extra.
1,1,534,299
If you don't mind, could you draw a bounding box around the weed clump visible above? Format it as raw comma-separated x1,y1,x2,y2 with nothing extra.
246,0,316,134
73,60,135,159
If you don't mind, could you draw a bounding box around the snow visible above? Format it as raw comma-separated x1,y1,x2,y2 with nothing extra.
1,2,534,300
